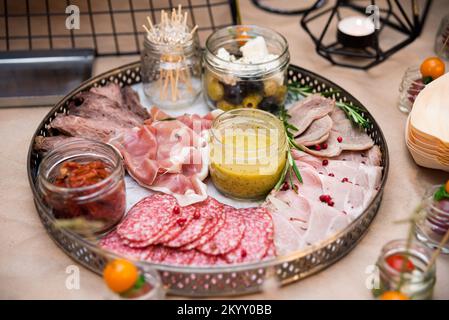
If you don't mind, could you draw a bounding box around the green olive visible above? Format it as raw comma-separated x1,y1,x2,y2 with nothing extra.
263,79,279,97
217,100,240,111
275,85,288,104
242,94,263,109
207,79,224,101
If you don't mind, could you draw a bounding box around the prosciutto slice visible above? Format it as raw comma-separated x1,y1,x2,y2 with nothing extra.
302,108,374,157
111,107,213,206
295,115,333,146
288,95,335,136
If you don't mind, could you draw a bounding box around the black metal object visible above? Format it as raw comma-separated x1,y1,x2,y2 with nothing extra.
301,0,432,69
251,0,327,15
0,0,239,56
0,49,94,107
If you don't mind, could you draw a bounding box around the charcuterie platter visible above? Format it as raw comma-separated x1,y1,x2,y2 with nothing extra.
27,59,388,296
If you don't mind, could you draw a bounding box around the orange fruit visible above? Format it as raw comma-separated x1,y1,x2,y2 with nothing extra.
420,57,445,80
379,291,409,300
103,259,138,293
445,180,449,193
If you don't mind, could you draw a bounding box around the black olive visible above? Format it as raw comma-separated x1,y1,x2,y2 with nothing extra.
258,96,280,114
239,80,264,96
223,84,244,105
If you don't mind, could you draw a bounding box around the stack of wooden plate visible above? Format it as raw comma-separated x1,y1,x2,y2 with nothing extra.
405,72,449,172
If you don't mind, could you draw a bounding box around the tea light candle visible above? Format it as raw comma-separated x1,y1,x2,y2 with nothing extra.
337,16,376,48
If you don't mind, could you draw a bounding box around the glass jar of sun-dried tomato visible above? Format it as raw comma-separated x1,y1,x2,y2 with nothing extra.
37,138,126,234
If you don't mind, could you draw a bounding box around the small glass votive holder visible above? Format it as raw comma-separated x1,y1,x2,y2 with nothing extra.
107,266,165,300
415,186,449,254
434,14,449,60
398,67,425,114
373,239,436,300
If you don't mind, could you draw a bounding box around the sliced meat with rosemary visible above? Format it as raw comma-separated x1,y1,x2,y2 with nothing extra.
302,108,374,158
294,115,333,146
287,94,335,136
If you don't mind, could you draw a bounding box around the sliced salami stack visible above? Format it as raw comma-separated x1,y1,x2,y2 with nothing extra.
100,194,276,267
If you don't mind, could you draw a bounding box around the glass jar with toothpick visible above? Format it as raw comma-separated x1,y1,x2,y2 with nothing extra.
141,5,202,109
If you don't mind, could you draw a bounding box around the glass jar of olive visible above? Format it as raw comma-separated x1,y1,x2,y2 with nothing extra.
203,25,290,114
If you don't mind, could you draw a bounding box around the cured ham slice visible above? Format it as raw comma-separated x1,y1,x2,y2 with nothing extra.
288,95,335,136
112,107,212,206
295,115,333,146
292,150,382,191
302,108,374,157
333,145,382,166
265,193,350,250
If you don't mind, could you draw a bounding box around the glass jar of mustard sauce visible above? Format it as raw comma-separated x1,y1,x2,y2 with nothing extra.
209,108,287,200
203,25,290,113
37,138,126,234
373,239,436,300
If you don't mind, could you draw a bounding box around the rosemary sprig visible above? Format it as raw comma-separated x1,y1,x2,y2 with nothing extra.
287,83,370,129
274,107,303,191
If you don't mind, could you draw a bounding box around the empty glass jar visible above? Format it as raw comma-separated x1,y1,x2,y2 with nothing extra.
398,66,426,113
434,14,449,60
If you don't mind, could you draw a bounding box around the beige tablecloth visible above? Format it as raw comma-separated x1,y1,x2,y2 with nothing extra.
1,0,448,299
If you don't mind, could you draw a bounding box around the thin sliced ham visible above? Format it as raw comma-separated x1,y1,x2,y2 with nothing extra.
295,115,333,146
288,95,335,136
302,108,374,157
292,150,382,191
111,107,214,206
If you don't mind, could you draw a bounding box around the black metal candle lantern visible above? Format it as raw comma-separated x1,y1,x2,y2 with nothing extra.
251,0,327,15
301,0,432,69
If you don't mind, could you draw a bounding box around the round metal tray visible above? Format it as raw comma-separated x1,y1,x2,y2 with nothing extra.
27,62,389,297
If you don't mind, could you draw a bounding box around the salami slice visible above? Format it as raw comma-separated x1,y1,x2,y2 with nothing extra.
190,251,218,266
197,206,245,256
99,231,149,261
117,194,178,246
164,203,211,248
162,248,196,266
180,197,225,250
154,204,197,245
145,245,169,263
224,207,274,264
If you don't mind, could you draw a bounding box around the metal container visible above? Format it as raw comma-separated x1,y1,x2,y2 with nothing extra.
27,61,389,297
